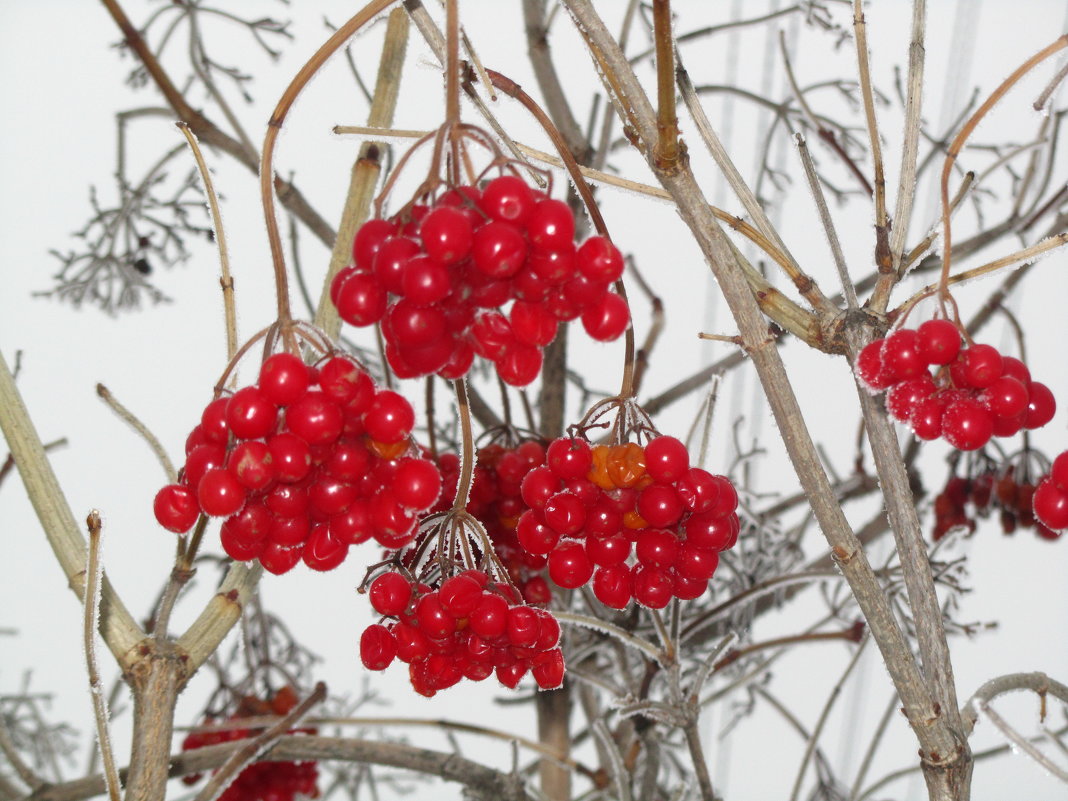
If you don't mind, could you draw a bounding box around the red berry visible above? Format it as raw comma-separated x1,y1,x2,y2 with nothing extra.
1023,382,1056,429
439,573,484,617
400,255,451,305
916,319,961,365
531,648,565,689
419,206,473,265
182,444,228,491
644,436,689,483
335,271,387,326
480,175,535,224
855,339,894,391
200,397,231,444
258,353,310,406
881,329,925,380
258,541,303,575
959,344,1003,389
364,391,415,443
526,199,575,251
472,221,527,278
373,236,420,295
1033,477,1068,530
393,458,442,510
153,484,200,533
980,376,1029,419
302,524,348,571
496,344,543,387
360,624,398,671
637,485,684,527
543,492,587,536
268,432,312,483
593,564,632,609
632,566,673,609
576,236,624,283
546,438,593,480
369,572,412,616
581,292,630,342
469,593,510,639
886,376,936,422
352,218,397,270
228,440,274,491
286,391,343,445
548,542,594,589
1051,451,1068,491
197,468,247,517
225,386,278,440
941,399,994,451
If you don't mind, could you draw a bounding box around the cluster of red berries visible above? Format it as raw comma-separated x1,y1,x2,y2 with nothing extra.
931,461,1061,541
330,175,630,387
1033,451,1068,536
152,352,442,574
360,569,564,697
857,319,1055,450
180,687,319,800
516,435,739,609
434,440,552,605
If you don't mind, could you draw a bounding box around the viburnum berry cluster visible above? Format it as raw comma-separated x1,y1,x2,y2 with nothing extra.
330,174,630,387
1033,450,1068,536
516,434,739,609
360,568,564,696
931,451,1062,541
152,350,442,574
180,687,319,801
434,439,553,604
856,318,1055,450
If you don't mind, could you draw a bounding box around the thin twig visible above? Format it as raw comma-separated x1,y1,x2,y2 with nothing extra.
176,122,237,365
794,133,857,308
83,512,122,801
95,384,176,484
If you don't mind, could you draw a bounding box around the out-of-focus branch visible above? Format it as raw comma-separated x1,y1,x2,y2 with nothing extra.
98,0,336,248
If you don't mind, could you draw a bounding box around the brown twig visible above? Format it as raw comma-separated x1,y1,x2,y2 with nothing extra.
83,512,122,801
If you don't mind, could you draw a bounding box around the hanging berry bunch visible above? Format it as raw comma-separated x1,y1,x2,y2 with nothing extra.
856,318,1055,451
930,447,1063,541
330,130,630,387
514,399,740,609
360,566,564,697
180,686,319,801
153,336,442,575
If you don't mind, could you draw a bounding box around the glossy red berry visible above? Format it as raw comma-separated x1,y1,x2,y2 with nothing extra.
258,352,310,406
1033,477,1068,530
225,386,278,440
198,468,247,518
364,391,415,443
916,319,961,365
581,292,630,342
154,484,200,533
360,624,398,671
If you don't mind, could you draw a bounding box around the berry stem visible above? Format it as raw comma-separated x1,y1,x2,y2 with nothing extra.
444,0,462,187
451,379,476,513
258,0,399,325
938,35,1068,313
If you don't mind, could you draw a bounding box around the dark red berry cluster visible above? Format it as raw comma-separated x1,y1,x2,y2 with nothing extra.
180,687,319,800
517,436,739,609
932,460,1061,541
360,569,564,697
857,319,1055,450
1033,451,1068,537
434,441,552,605
330,175,630,386
152,352,442,574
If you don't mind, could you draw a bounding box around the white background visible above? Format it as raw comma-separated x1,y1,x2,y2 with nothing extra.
1,1,1067,799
